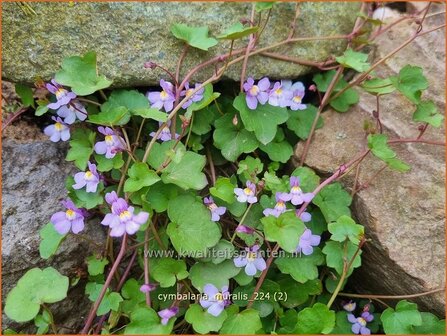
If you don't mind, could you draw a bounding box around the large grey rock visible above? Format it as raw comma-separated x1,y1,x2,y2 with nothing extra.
2,2,361,87
1,135,107,332
294,13,445,316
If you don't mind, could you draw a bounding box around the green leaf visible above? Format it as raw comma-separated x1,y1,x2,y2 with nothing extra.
255,2,275,11
234,93,289,145
121,279,146,314
94,153,124,172
104,89,149,114
381,300,422,334
87,255,109,276
220,309,262,334
124,162,161,193
312,182,352,223
170,24,218,51
186,84,220,116
161,151,208,190
88,105,130,126
294,303,335,334
259,137,293,163
217,23,259,40
389,65,428,104
35,105,49,116
66,176,104,209
201,240,236,264
145,181,180,213
275,249,325,283
192,104,220,135
167,195,221,254
125,307,174,334
5,267,69,322
39,223,66,259
213,112,259,161
85,282,123,316
286,105,324,140
291,166,320,192
361,78,396,95
55,51,112,95
413,312,446,334
336,49,370,73
237,156,264,182
262,212,305,253
189,260,240,291
210,177,236,204
66,128,95,170
151,258,189,288
278,278,322,308
322,241,362,275
330,311,354,334
367,134,410,172
34,310,51,335
15,83,34,107
328,215,364,245
330,88,359,112
132,107,169,122
186,304,228,334
413,100,444,127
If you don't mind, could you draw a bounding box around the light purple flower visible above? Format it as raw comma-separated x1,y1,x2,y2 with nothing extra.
289,176,314,206
289,82,307,110
199,284,230,317
263,192,291,217
50,199,86,235
73,161,100,193
140,283,157,293
180,82,205,109
243,77,270,109
150,121,179,142
348,312,374,335
44,116,70,142
296,228,321,255
343,301,357,312
268,81,293,107
101,194,149,237
204,196,226,222
158,307,179,325
234,245,267,276
105,191,119,205
236,225,255,234
300,211,312,223
147,79,176,112
234,181,257,204
56,100,87,124
46,79,77,110
94,126,126,159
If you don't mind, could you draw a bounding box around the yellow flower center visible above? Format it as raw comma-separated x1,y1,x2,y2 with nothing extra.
208,203,218,211
55,88,66,99
54,122,64,131
85,171,94,180
119,210,131,221
291,186,301,193
275,88,283,95
243,187,253,196
214,292,224,302
293,95,302,103
357,317,367,327
276,201,285,210
249,85,259,96
185,89,194,98
105,135,114,144
160,90,168,99
65,209,75,220
247,252,257,262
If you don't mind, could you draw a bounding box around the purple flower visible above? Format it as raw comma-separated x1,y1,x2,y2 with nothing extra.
199,284,230,317
50,199,86,235
150,121,179,142
288,82,307,110
204,197,226,222
180,82,205,109
233,245,267,276
243,77,270,109
300,211,312,223
73,161,100,193
140,283,157,293
101,194,149,237
268,81,293,107
343,301,357,312
288,176,314,206
147,79,176,112
236,225,255,234
348,312,374,335
44,116,70,142
46,79,77,110
56,100,87,124
158,307,179,325
234,181,257,204
94,127,126,159
105,191,119,205
296,228,321,255
263,192,291,217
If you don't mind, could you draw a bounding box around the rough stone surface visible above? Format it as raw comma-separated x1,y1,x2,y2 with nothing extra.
294,12,445,316
2,2,361,87
1,135,107,332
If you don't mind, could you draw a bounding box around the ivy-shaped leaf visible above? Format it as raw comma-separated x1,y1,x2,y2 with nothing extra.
380,300,422,334
170,24,218,51
361,78,396,95
294,303,335,334
312,182,352,223
125,307,174,334
322,241,362,275
209,177,236,204
161,151,208,190
151,258,189,288
86,255,109,276
124,162,161,193
286,105,324,140
328,215,364,245
220,309,262,334
412,100,444,127
39,223,66,259
367,134,410,172
275,249,325,283
186,304,228,334
85,282,123,316
15,83,35,107
389,65,428,104
217,23,259,40
189,260,240,291
336,49,370,73
66,128,96,170
262,212,305,253
94,153,124,172
55,51,112,95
